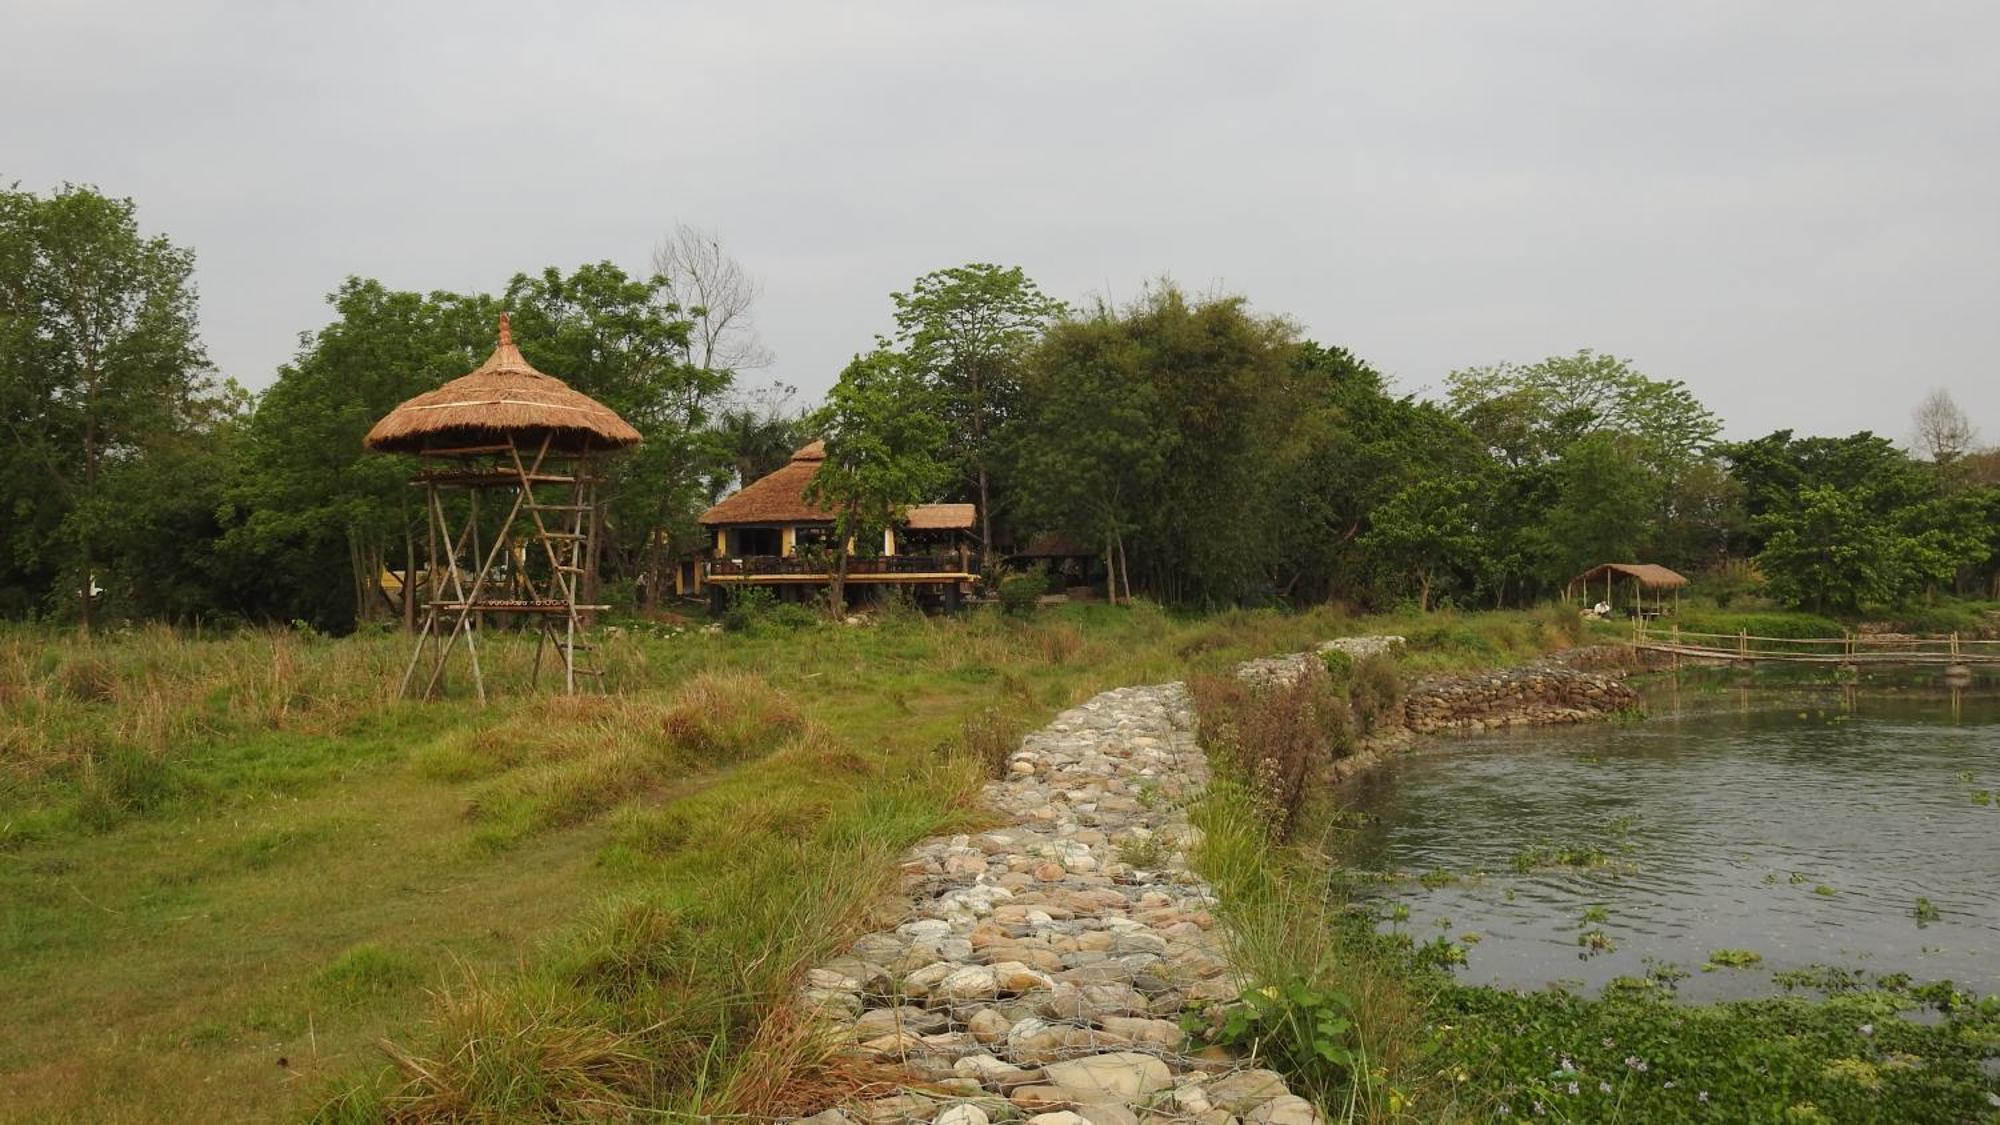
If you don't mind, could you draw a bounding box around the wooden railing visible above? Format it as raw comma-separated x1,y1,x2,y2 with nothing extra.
1632,622,2000,666
707,554,968,578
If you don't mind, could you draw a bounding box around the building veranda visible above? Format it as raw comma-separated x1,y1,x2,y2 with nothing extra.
690,442,979,611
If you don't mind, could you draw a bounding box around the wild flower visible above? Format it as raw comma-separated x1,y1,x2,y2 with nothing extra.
1858,1023,1874,1036
1567,1081,1580,1095
1698,1090,1710,1103
1599,1081,1613,1094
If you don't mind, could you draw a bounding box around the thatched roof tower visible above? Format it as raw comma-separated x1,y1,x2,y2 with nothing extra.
363,313,641,454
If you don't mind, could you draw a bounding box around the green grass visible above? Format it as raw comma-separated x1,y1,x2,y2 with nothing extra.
4,600,1435,1121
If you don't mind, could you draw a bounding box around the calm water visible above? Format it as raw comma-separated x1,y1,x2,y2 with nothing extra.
1341,674,2000,1000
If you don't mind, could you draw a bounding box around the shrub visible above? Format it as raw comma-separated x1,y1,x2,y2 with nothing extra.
1190,668,1352,836
1347,655,1403,737
998,573,1043,616
760,602,822,632
1320,648,1353,686
720,586,776,632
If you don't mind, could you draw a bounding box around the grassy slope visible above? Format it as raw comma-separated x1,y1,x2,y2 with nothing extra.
15,603,1575,1121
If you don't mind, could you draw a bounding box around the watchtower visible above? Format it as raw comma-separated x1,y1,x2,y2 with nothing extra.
363,314,640,699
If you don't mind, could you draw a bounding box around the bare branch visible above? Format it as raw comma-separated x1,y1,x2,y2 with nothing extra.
650,222,773,374
1911,388,1976,465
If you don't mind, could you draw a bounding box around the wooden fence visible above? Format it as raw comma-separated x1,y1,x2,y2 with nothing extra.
1631,623,2000,667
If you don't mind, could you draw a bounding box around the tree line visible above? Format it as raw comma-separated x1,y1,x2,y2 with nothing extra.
4,182,1996,630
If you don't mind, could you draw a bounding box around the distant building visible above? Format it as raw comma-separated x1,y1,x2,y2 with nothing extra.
686,442,978,609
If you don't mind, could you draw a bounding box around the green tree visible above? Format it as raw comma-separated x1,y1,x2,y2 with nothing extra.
0,183,216,627
1007,312,1162,603
225,280,499,628
891,264,1065,565
1445,349,1719,473
505,263,727,610
1543,433,1657,583
804,351,949,614
1265,342,1487,604
1360,475,1484,611
711,396,803,493
1755,484,1905,613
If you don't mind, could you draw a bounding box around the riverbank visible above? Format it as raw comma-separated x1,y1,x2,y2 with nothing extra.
1237,639,1655,786
769,632,1659,1123
1195,639,2000,1122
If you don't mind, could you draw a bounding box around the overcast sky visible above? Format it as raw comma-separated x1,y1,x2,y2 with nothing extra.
5,1,1997,440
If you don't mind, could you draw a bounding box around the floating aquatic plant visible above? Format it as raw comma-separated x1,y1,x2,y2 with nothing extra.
1913,898,1941,925
1704,948,1763,971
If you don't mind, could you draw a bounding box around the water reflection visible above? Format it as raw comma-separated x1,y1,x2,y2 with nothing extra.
1338,670,2000,1000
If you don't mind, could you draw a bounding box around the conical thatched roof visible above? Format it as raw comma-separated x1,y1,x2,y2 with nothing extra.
364,314,642,454
699,442,834,526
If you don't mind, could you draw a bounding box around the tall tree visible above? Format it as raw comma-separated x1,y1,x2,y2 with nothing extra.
891,264,1064,565
1007,311,1162,604
1265,342,1486,604
505,262,728,607
711,388,804,493
1755,484,1905,614
651,223,772,374
0,183,215,627
1446,349,1719,475
1360,475,1484,612
1543,433,1656,583
224,279,499,629
1910,388,1978,493
804,351,949,614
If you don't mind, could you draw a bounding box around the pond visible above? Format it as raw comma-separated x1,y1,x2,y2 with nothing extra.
1340,673,2000,1001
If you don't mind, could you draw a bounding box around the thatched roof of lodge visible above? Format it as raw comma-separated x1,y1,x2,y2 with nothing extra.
904,503,974,531
1570,562,1690,589
700,442,834,525
363,314,642,454
698,442,973,531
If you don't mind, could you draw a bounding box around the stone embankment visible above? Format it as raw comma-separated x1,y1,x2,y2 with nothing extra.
1240,637,1641,735
790,684,1317,1125
1402,652,1639,734
789,640,1647,1123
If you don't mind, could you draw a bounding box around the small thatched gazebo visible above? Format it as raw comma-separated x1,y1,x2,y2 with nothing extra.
1566,562,1689,618
366,313,639,700
364,314,639,455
